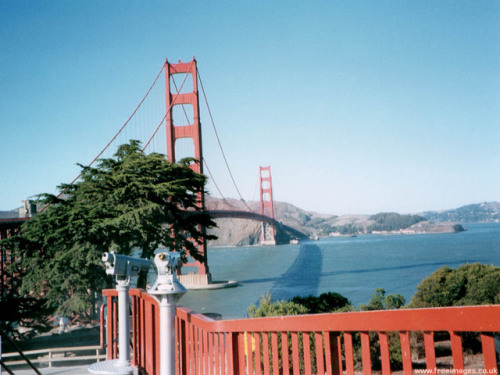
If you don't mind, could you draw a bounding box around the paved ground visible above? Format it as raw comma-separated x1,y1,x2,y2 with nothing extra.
5,365,90,374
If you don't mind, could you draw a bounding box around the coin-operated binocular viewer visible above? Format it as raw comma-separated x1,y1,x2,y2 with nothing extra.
148,252,187,375
89,252,151,375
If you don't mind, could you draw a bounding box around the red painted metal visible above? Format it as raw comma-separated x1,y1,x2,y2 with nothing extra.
344,332,355,375
164,58,209,276
314,332,324,375
259,166,276,243
102,289,500,375
399,331,413,375
281,332,289,375
303,332,312,375
325,332,342,375
378,332,391,375
360,332,372,375
271,332,279,375
246,332,253,375
291,332,300,375
481,333,497,372
450,331,465,371
263,332,270,375
99,304,106,349
423,331,437,374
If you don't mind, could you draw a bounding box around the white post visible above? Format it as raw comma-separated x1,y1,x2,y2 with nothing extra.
116,282,130,367
159,296,177,375
89,252,150,375
149,252,186,375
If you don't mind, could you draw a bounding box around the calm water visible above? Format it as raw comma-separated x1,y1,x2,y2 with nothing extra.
179,223,500,319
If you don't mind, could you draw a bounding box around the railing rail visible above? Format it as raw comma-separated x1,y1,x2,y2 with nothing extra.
0,327,42,374
102,289,500,375
2,345,105,368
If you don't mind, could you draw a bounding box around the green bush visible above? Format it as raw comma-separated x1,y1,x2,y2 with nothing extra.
360,288,405,311
409,263,500,308
291,292,354,313
356,289,405,370
248,293,308,318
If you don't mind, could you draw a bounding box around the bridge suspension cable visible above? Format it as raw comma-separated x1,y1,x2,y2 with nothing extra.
142,60,194,151
61,63,166,188
197,69,253,212
168,72,231,206
52,60,252,216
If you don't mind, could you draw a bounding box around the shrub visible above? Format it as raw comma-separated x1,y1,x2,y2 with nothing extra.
291,292,354,313
248,293,308,318
409,263,500,308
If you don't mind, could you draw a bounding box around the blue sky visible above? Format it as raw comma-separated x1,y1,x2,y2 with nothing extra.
1,1,499,215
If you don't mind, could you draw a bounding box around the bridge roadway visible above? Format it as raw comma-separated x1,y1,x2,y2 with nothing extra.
206,209,307,240
0,211,308,241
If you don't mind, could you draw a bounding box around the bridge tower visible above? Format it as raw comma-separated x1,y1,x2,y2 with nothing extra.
259,166,276,245
165,58,211,286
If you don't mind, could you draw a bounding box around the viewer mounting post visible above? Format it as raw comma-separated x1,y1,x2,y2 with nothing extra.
148,252,187,375
89,253,151,375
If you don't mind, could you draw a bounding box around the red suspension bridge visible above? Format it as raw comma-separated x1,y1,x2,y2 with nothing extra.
1,58,499,375
0,57,304,288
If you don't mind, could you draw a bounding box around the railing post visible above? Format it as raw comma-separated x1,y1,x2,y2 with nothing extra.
99,303,106,351
480,332,497,373
229,332,240,375
178,318,187,375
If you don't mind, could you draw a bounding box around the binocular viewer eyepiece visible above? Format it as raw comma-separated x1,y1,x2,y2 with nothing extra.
102,252,152,279
154,251,181,276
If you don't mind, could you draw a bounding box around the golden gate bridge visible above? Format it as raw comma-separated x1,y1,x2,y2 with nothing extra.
0,57,304,289
0,58,499,375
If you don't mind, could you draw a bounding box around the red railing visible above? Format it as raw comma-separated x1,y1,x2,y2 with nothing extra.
102,289,500,375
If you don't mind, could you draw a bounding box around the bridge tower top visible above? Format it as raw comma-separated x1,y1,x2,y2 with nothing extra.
164,58,210,281
259,166,274,219
164,58,202,175
259,166,276,244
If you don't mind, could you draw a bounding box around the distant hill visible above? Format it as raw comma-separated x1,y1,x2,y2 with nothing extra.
205,196,465,246
421,202,500,223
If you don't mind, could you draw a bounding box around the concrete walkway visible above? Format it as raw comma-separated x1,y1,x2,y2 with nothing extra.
4,365,90,374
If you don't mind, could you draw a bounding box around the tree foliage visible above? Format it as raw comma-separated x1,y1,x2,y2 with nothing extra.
368,212,426,232
2,141,216,325
248,293,308,318
409,263,500,308
359,288,405,311
291,292,354,313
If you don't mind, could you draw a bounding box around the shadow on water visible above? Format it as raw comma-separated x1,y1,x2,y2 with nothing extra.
252,242,323,302
240,258,486,287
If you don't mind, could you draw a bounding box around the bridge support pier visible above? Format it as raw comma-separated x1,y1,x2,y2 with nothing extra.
178,273,212,288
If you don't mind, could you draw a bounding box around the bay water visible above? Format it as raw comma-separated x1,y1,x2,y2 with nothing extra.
179,223,500,319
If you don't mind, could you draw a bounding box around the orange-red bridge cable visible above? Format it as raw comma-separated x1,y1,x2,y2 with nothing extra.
170,74,230,205
142,60,194,151
65,63,166,187
197,68,253,212
39,63,167,212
